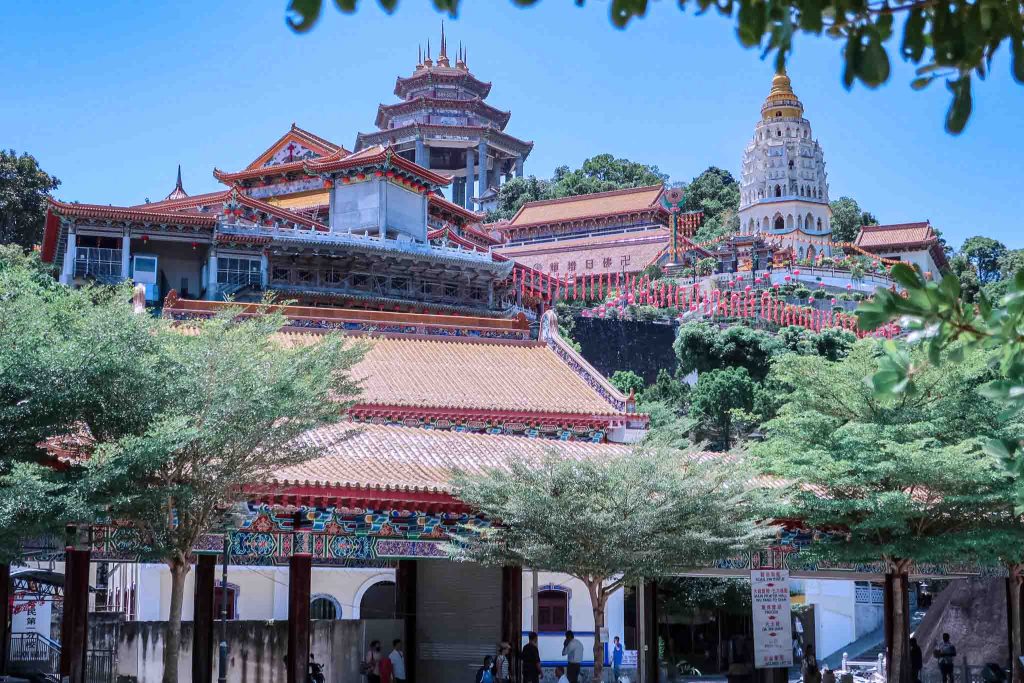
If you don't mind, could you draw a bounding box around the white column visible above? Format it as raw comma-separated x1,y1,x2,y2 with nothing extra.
206,251,218,301
121,231,131,282
60,229,77,285
260,252,269,289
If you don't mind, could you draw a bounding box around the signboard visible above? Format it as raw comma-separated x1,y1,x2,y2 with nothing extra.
622,650,638,668
12,589,52,638
751,569,793,669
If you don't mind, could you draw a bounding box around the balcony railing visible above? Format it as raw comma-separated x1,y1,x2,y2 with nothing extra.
74,248,122,282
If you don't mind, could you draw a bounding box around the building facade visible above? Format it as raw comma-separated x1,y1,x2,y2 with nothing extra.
854,221,948,276
738,72,832,260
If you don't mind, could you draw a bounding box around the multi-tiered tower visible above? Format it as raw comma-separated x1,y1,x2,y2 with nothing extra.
738,72,832,260
355,26,534,211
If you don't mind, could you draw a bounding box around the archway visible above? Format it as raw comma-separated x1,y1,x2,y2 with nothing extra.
774,185,782,197
774,216,785,231
359,580,397,619
310,594,342,620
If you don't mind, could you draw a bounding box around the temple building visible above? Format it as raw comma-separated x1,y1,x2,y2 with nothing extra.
493,185,707,278
854,221,949,275
354,26,533,210
737,71,833,259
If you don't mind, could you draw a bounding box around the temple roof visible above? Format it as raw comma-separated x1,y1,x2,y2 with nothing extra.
505,185,665,230
375,96,512,130
131,189,229,212
47,198,219,228
304,145,453,188
350,336,626,417
269,422,631,494
246,124,347,170
854,221,948,269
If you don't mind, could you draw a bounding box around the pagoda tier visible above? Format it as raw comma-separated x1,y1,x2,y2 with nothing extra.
356,27,533,210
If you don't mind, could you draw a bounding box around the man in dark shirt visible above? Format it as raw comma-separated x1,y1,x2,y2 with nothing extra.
522,631,542,683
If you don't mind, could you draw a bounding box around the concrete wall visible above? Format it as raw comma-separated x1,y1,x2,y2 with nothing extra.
105,618,396,683
573,317,679,384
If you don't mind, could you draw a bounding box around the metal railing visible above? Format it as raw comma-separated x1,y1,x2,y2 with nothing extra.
9,632,61,681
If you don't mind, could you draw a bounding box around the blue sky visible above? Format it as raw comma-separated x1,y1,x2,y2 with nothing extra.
3,1,1021,249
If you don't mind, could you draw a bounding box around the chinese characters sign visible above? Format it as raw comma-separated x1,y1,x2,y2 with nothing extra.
751,569,793,669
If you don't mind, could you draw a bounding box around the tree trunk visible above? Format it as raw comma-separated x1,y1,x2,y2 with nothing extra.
884,563,912,683
1008,564,1024,683
163,556,190,683
586,579,608,683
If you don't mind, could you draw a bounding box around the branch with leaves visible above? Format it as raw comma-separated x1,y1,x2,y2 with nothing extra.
284,0,1024,133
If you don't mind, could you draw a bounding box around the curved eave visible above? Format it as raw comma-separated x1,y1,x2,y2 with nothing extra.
48,198,218,228
393,71,492,99
355,125,534,158
374,97,512,130
304,148,452,188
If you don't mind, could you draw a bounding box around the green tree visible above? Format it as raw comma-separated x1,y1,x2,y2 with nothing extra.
0,246,160,560
640,368,690,411
960,235,1008,283
696,257,718,277
674,322,782,381
681,167,741,244
828,196,878,244
946,252,982,303
985,248,1024,300
487,175,551,222
0,150,61,250
285,0,1024,133
690,366,759,450
550,153,667,197
610,369,645,396
451,445,767,682
83,306,364,683
755,342,1014,683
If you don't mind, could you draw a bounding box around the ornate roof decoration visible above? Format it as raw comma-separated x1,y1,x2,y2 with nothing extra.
47,198,218,228
245,124,348,171
761,68,804,120
304,145,452,188
855,221,948,269
504,185,667,230
163,165,188,201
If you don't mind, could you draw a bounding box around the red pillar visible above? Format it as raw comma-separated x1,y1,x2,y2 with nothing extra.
502,566,523,681
396,560,417,683
287,552,312,683
59,547,91,683
192,554,216,683
1,563,10,676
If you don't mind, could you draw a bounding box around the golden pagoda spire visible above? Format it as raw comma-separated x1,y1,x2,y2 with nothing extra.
761,68,804,120
456,40,467,70
423,38,433,67
438,21,450,67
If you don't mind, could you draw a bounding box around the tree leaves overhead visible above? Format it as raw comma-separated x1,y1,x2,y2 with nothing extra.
0,150,61,250
283,0,1024,134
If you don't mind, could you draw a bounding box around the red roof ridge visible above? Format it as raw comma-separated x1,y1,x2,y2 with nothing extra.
304,144,453,187
507,184,665,225
48,198,218,227
130,189,231,211
859,221,931,231
244,124,349,171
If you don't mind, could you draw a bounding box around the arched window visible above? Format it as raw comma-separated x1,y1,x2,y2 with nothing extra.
774,216,785,231
807,246,817,261
786,214,794,229
538,589,569,633
360,580,396,619
311,594,342,620
774,185,782,198
817,218,823,230
796,215,803,229
806,212,814,229
748,219,755,234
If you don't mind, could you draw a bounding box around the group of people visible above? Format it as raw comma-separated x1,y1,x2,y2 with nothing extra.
800,633,958,683
362,639,406,683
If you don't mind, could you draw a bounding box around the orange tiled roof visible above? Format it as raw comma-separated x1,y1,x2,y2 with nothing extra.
496,229,671,276
854,222,936,248
353,336,624,416
271,422,631,492
130,190,230,212
48,199,218,228
507,185,665,228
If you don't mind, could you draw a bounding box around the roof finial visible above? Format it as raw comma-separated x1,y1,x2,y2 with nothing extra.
424,38,433,67
438,21,450,66
175,164,183,190
163,164,188,201
456,41,467,70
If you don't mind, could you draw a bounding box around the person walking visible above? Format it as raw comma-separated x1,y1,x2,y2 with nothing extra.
364,640,383,683
935,633,957,683
562,630,584,683
612,636,624,682
910,637,923,683
495,642,512,683
522,632,542,683
389,639,407,683
475,655,495,683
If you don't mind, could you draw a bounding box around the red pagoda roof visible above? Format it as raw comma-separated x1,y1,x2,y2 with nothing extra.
304,145,452,187
394,67,492,100
375,97,511,130
131,189,230,212
47,198,218,228
497,229,674,277
855,221,948,269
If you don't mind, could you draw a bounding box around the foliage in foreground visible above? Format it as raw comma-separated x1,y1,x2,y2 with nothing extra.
285,0,1024,133
0,150,61,250
451,445,768,681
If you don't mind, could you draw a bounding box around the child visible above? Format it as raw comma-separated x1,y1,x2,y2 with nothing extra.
476,655,495,683
555,666,570,683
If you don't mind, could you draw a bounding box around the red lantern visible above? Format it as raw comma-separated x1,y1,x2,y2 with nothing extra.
191,241,198,251
794,269,801,276
342,176,352,184
142,234,149,243
323,179,334,189
356,173,366,181
846,283,853,290
385,171,395,178
374,171,384,177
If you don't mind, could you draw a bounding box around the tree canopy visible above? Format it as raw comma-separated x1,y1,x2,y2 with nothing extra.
284,0,1024,133
960,235,1008,283
681,167,741,244
828,196,878,244
674,321,782,382
0,150,61,250
451,445,767,681
487,154,667,221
